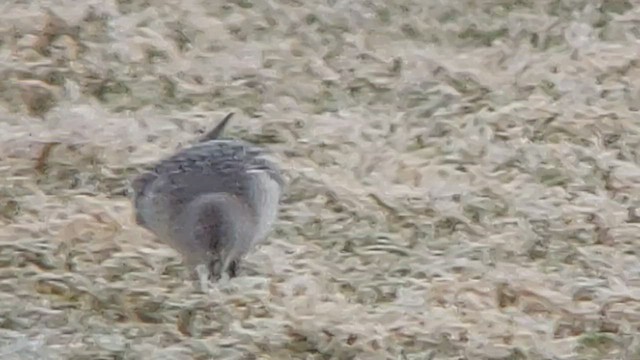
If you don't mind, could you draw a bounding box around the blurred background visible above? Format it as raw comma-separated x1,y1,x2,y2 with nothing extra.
1,0,640,359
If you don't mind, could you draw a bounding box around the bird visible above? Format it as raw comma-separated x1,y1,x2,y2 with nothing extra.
131,113,284,285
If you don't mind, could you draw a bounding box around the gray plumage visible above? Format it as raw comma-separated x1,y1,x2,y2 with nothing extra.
131,113,284,281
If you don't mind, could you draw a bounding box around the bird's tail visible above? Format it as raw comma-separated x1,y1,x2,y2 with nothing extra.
199,112,234,142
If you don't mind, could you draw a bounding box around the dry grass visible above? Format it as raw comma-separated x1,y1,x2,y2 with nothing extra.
1,0,640,359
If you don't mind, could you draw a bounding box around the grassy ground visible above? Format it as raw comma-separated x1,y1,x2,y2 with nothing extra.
1,0,640,359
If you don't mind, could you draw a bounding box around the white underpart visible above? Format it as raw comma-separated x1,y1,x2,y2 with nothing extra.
219,167,281,275
246,169,282,247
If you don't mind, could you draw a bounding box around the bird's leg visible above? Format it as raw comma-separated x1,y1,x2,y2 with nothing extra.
226,259,239,278
207,257,223,281
194,263,211,293
205,255,240,282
